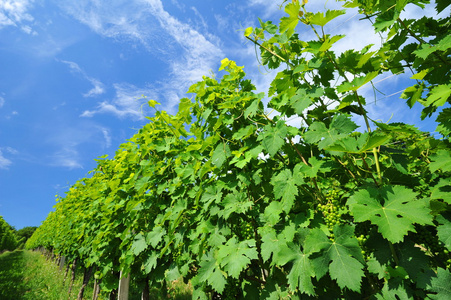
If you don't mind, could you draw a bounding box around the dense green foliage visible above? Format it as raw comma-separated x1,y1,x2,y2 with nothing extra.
27,0,451,298
0,216,18,252
15,227,37,249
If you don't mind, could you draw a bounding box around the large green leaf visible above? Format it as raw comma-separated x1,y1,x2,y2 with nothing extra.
347,185,433,243
429,150,451,173
304,114,358,150
428,268,451,300
195,251,227,293
436,108,451,137
430,179,451,204
217,237,258,279
436,215,451,251
308,10,346,27
304,225,365,292
279,1,300,37
277,242,316,295
212,143,231,168
270,169,298,213
424,84,451,107
337,71,379,93
258,120,288,156
131,233,148,256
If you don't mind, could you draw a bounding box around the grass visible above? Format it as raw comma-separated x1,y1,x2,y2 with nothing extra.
0,250,93,300
0,250,192,300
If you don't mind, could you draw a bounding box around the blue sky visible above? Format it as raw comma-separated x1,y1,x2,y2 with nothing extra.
0,0,446,229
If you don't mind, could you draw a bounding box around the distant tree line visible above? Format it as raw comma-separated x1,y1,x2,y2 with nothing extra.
0,216,36,252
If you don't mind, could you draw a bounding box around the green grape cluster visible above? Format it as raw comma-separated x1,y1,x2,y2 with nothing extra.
355,222,372,261
318,189,344,235
238,222,254,240
172,243,183,261
356,234,370,261
416,226,450,267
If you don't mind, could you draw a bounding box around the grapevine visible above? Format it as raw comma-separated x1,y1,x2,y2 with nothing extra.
25,0,451,298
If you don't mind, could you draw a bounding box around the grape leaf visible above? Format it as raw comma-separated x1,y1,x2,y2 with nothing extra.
257,120,288,156
264,201,283,225
298,157,332,178
436,0,451,13
430,179,451,204
277,242,316,295
325,132,390,154
413,44,438,59
146,226,166,248
437,35,451,51
143,251,158,273
436,215,451,251
428,268,451,300
279,2,300,37
347,185,433,243
308,10,346,26
131,233,148,256
330,114,359,134
304,114,358,150
436,108,451,137
217,237,258,278
212,143,230,168
259,227,281,262
271,169,298,213
429,150,451,173
195,251,227,293
290,89,313,115
135,176,151,193
337,71,379,93
219,193,253,219
425,84,451,107
304,225,364,292
375,278,415,300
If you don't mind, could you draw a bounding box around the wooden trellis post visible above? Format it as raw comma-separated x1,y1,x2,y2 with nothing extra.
118,271,130,300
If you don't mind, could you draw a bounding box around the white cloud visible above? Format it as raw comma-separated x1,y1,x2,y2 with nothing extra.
46,123,112,169
248,0,281,18
0,147,17,170
56,1,163,49
59,60,105,97
58,0,224,114
0,151,12,169
0,0,36,33
0,96,4,108
101,127,112,148
81,83,152,119
50,147,83,169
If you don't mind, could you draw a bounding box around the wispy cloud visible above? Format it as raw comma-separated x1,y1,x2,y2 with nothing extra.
0,0,36,34
81,83,152,120
149,0,224,109
50,147,82,169
0,147,17,170
46,123,112,169
58,0,224,114
248,0,282,18
58,60,105,97
0,96,4,108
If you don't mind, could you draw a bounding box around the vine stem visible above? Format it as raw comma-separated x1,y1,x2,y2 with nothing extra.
245,36,289,65
389,241,399,266
310,19,384,185
290,139,325,202
306,16,384,190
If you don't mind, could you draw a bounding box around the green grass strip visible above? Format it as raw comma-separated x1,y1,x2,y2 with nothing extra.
0,250,92,300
